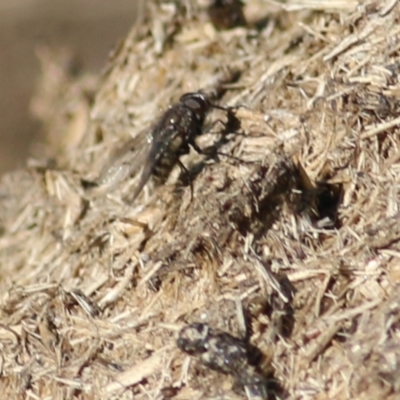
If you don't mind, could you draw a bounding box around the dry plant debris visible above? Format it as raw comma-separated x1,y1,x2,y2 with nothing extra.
2,0,400,399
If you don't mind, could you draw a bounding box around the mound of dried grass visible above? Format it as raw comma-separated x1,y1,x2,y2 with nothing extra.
2,0,400,399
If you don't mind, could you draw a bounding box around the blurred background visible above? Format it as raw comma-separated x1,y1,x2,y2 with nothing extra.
0,0,138,175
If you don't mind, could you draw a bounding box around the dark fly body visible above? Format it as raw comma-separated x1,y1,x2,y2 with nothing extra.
178,323,269,399
177,322,250,373
96,91,231,203
129,92,225,203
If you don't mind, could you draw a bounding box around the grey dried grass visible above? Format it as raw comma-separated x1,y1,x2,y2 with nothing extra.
1,0,400,399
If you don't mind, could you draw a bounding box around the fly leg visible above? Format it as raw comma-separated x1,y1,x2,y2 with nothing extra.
177,159,194,205
190,138,244,164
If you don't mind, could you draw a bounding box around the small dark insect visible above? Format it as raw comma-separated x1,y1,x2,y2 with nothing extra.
97,91,231,203
208,0,246,30
177,323,268,399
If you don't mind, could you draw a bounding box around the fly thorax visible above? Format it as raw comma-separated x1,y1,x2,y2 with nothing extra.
152,138,183,184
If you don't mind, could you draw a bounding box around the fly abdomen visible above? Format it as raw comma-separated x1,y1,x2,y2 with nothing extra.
152,151,180,185
152,132,188,185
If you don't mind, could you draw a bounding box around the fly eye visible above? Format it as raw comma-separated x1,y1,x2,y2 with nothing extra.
180,93,209,114
185,98,203,111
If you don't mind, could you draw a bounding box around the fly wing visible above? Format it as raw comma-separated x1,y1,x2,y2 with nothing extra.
126,122,171,203
126,147,157,203
96,130,150,192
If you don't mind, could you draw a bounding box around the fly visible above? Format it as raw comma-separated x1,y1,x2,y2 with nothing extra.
96,91,233,203
177,323,269,399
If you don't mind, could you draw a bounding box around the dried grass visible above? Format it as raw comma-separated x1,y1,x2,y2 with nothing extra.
2,0,400,399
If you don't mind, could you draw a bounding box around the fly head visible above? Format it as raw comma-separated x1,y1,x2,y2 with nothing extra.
179,92,211,125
